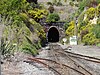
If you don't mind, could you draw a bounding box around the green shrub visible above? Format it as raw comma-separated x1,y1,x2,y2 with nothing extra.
63,22,69,30
79,20,87,28
97,18,100,24
47,2,53,5
80,29,89,40
78,0,94,11
28,8,48,22
22,36,39,56
26,0,37,4
97,0,100,4
0,39,15,59
86,7,95,19
52,0,57,4
56,2,62,6
69,1,74,6
65,21,75,36
22,43,38,56
46,13,60,23
83,32,98,45
96,4,100,17
37,29,47,47
96,43,100,47
75,3,79,7
93,24,100,39
52,0,62,6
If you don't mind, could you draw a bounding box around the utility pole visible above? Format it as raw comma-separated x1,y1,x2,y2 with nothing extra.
0,14,2,42
0,14,2,75
74,17,78,45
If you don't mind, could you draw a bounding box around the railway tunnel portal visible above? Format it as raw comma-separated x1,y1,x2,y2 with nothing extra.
47,26,59,42
40,22,65,43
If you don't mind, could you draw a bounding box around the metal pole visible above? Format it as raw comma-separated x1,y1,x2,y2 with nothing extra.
74,17,78,45
0,14,1,75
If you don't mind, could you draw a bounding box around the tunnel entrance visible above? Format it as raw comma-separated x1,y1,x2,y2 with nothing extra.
47,27,59,42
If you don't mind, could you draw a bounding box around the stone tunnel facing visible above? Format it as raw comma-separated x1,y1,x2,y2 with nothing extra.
47,27,59,43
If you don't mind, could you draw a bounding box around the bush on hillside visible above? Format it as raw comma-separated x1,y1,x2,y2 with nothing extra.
86,7,95,19
69,1,74,6
63,22,69,30
56,2,63,6
46,13,60,23
48,5,54,13
96,4,100,17
47,2,53,5
65,21,75,36
28,8,48,22
83,32,98,45
0,39,16,59
93,24,100,39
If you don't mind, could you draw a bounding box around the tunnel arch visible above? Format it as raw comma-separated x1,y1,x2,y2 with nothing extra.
47,26,59,43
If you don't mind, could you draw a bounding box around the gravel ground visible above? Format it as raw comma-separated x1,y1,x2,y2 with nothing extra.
1,50,55,75
76,58,100,75
1,44,100,75
60,44,100,75
59,43,100,58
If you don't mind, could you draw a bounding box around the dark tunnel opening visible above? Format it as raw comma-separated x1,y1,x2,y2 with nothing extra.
47,27,59,43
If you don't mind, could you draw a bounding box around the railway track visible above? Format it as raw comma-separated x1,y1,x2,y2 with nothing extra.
27,43,100,75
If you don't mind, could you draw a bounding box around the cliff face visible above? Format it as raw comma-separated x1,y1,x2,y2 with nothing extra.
38,0,78,21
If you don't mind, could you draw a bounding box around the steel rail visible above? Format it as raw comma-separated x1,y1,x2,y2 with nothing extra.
64,49,100,60
63,50,100,63
56,51,92,75
28,57,85,75
27,57,62,75
50,44,67,75
49,43,97,75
